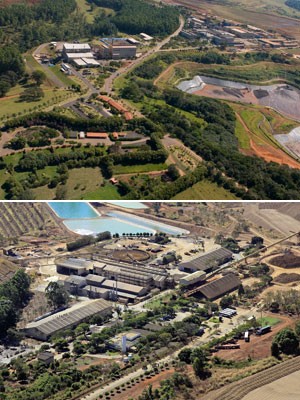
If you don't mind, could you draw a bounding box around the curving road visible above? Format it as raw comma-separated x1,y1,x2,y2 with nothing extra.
102,15,185,94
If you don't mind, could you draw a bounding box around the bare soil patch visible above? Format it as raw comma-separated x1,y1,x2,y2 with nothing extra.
216,315,294,361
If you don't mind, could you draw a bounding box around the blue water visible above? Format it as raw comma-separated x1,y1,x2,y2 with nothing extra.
49,202,99,219
48,202,189,236
107,211,188,235
105,201,148,209
64,218,154,236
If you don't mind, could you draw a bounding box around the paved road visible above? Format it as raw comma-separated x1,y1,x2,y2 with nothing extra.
102,15,185,94
32,44,66,88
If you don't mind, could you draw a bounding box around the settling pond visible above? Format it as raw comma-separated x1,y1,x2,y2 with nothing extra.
48,202,188,236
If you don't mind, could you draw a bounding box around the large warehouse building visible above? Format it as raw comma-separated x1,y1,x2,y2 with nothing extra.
178,247,233,273
197,273,241,300
62,43,99,67
97,38,137,59
23,299,112,341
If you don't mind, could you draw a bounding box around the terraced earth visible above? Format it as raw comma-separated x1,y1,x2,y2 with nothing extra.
0,203,56,238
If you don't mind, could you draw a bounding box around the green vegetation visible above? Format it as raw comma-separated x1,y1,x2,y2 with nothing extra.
90,0,180,36
0,270,31,338
257,316,281,327
286,0,300,11
66,230,111,251
173,179,238,200
114,162,167,174
45,281,70,310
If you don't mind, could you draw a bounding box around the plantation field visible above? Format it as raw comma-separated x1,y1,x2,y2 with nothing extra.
173,179,238,200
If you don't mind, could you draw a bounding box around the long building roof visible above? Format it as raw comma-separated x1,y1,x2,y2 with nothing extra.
63,43,91,50
197,273,241,300
56,258,93,270
24,299,111,336
179,247,233,271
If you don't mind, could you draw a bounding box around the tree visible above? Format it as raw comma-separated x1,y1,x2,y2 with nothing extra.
271,341,280,358
55,185,67,200
295,320,300,338
45,282,69,309
273,328,299,355
178,348,192,364
31,70,46,86
19,86,44,102
220,295,233,309
167,164,180,181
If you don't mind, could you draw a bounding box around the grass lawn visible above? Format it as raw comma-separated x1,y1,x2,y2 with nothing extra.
0,88,70,120
173,179,238,200
50,65,81,88
65,167,104,199
81,184,121,200
257,316,281,327
114,163,167,175
235,115,251,150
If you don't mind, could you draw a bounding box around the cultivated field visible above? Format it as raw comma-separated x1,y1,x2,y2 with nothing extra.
242,369,300,400
173,180,238,200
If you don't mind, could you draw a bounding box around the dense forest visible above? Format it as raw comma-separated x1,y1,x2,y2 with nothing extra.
90,0,180,36
285,0,300,10
0,45,25,97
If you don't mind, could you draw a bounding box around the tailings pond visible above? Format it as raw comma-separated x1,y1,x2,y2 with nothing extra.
178,75,300,121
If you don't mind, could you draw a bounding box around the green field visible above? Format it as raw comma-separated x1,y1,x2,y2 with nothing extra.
257,316,281,327
114,163,167,175
173,179,238,200
82,184,121,200
49,65,81,88
0,89,71,120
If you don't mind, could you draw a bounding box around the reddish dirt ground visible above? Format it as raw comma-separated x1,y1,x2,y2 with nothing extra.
0,0,38,6
217,315,295,361
116,368,176,399
235,113,300,169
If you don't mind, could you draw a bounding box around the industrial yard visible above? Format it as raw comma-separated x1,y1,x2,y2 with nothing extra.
0,201,300,400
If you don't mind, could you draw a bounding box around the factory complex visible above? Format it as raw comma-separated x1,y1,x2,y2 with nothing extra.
181,15,298,49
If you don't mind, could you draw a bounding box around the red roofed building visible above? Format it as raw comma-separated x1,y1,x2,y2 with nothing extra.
124,112,133,120
86,132,108,139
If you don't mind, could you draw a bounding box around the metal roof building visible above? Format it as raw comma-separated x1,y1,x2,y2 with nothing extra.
179,247,233,273
179,270,207,286
23,299,112,341
197,273,241,300
56,258,93,276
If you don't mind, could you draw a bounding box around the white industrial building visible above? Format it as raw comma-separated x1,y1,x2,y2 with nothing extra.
62,43,99,67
